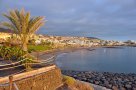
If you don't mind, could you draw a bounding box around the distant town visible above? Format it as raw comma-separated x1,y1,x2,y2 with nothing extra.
0,32,136,47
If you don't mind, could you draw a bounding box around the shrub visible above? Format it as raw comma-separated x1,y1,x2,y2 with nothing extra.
21,57,33,71
0,46,26,60
18,54,38,71
62,75,76,86
75,81,94,90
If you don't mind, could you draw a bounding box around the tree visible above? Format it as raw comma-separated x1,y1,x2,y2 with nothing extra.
2,8,45,51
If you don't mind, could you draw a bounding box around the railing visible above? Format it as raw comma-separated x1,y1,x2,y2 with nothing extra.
0,55,56,90
0,59,24,68
0,76,19,90
0,55,56,71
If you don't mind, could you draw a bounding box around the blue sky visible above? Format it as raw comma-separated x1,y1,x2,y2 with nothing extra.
0,0,136,41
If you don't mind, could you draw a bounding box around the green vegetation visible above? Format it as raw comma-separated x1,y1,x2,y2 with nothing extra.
61,75,94,90
2,8,45,51
28,44,53,53
0,46,26,60
21,55,35,71
62,75,76,86
0,45,40,70
0,42,53,60
0,8,53,71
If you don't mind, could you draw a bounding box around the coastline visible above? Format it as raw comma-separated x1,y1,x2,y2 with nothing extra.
0,46,91,77
38,46,136,90
1,46,136,89
32,46,94,60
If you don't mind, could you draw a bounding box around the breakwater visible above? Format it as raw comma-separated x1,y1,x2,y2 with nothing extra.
62,70,136,90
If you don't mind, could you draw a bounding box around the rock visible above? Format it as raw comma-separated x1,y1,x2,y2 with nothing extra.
102,76,105,79
134,81,136,84
128,81,132,85
87,79,93,83
133,87,136,90
132,84,136,88
82,78,87,81
117,78,122,81
124,79,129,82
112,86,118,90
94,81,99,85
125,84,131,89
73,75,77,77
106,84,112,89
104,81,109,85
62,70,136,90
118,83,124,88
119,87,126,90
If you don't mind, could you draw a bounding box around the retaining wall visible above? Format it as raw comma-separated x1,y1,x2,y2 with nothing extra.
0,65,62,90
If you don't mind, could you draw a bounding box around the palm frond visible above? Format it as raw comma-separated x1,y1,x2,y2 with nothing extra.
3,13,21,33
2,22,17,31
2,8,45,51
28,16,45,34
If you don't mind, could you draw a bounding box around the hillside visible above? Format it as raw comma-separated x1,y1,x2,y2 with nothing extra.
0,28,12,33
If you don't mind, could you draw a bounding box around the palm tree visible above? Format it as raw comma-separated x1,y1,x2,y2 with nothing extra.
2,8,45,51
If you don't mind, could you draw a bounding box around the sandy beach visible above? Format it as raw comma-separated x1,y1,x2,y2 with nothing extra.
33,46,98,60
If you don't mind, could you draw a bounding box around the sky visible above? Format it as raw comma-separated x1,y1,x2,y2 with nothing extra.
0,0,136,41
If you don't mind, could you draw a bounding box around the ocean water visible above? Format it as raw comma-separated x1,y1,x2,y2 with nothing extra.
56,47,136,73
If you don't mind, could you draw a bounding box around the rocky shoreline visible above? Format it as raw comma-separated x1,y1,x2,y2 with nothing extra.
62,70,136,90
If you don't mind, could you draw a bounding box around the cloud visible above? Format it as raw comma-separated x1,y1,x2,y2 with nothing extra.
0,0,136,40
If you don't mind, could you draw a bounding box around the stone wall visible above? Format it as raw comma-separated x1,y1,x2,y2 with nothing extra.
0,66,62,90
